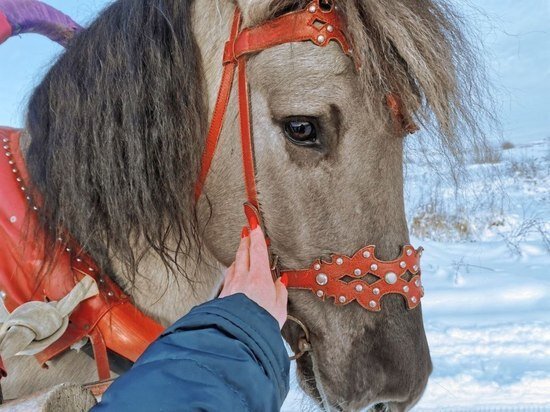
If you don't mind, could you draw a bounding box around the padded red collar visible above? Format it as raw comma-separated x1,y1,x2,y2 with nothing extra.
0,127,164,380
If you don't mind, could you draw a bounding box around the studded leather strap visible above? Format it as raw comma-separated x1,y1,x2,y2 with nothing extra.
282,245,424,311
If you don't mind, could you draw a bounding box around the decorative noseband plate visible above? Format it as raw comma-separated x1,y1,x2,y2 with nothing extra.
283,245,424,311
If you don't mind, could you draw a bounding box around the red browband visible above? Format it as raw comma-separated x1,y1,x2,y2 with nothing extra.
195,0,423,312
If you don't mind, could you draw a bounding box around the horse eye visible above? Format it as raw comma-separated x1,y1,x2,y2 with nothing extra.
283,119,318,147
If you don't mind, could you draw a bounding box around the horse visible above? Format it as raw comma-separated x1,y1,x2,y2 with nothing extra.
0,0,489,410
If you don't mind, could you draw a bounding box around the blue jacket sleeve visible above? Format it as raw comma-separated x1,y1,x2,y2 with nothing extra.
93,294,290,412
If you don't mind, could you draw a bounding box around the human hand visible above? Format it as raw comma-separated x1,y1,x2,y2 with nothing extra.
219,218,288,329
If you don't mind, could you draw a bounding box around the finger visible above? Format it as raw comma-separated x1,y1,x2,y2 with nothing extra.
234,229,250,276
218,263,236,298
275,279,288,306
249,226,271,277
223,263,236,288
274,279,288,328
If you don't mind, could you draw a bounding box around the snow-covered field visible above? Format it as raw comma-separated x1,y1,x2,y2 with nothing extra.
284,137,550,411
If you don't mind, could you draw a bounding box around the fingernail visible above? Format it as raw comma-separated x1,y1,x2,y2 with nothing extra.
280,273,289,287
241,226,249,238
248,213,259,230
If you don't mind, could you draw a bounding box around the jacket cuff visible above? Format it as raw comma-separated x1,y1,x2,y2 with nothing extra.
164,293,290,398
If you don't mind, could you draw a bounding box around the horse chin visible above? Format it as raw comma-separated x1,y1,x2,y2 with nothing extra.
296,354,346,412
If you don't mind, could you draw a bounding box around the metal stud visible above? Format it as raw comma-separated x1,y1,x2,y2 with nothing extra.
400,261,406,268
369,300,376,308
339,296,346,303
317,34,325,43
107,291,114,297
9,216,16,223
2,145,8,150
2,138,8,143
66,248,71,252
32,206,38,211
316,273,328,286
0,290,6,299
373,288,380,295
413,265,419,272
355,284,364,292
76,258,82,262
314,263,321,270
26,196,31,201
88,267,94,272
403,285,409,293
336,257,344,265
8,160,14,165
20,186,26,191
411,296,417,303
415,279,420,287
12,168,17,173
406,249,413,256
5,152,11,157
327,25,334,33
316,290,324,297
99,278,105,283
16,177,22,182
308,5,316,12
370,263,378,271
385,271,397,284
362,251,371,258
354,268,361,276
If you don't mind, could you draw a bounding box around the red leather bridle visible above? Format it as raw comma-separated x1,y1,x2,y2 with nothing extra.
195,0,424,312
0,0,424,386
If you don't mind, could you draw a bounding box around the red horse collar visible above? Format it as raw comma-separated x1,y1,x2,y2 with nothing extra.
0,128,164,381
196,0,424,312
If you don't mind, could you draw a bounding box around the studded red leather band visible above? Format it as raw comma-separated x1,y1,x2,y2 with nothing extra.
282,245,424,311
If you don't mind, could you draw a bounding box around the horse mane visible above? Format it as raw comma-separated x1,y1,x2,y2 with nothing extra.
25,0,206,282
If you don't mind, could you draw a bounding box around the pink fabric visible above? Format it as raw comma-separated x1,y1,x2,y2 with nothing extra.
0,11,11,45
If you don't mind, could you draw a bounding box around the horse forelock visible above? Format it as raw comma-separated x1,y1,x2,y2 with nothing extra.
247,0,494,166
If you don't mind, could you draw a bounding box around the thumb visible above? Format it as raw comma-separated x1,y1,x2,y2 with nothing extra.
275,279,288,308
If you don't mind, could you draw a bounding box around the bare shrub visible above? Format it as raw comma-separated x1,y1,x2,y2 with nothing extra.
508,156,541,180
501,141,515,150
471,143,503,164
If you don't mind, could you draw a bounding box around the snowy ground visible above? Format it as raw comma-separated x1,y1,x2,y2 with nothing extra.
283,137,550,411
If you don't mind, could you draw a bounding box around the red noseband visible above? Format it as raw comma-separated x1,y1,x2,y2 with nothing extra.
196,0,424,312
